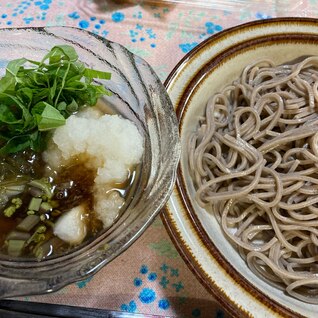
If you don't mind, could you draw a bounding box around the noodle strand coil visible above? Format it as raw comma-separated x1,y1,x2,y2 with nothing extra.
188,56,318,303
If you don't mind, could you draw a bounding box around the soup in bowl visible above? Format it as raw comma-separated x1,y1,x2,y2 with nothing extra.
0,27,180,298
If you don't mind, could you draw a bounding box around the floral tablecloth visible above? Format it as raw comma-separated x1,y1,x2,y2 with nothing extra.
1,0,318,317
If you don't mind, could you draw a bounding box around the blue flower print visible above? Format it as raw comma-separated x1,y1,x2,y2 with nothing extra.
76,276,93,288
160,263,169,273
179,42,198,53
139,288,156,304
68,11,80,19
172,281,184,292
148,272,157,281
159,276,169,288
140,264,149,274
158,298,170,310
121,300,137,313
134,277,143,287
120,263,201,315
112,11,125,23
205,21,223,35
79,20,89,29
170,268,179,277
256,12,272,20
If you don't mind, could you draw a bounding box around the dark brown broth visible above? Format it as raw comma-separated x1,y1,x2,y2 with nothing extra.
0,100,141,260
0,153,139,259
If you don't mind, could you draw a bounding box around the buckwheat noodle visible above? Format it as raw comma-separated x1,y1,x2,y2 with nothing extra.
188,56,318,303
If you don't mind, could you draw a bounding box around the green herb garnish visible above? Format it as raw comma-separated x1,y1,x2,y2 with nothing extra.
3,196,23,217
0,45,112,154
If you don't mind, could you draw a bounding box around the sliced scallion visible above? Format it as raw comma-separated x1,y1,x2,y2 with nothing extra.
16,214,40,232
28,186,44,197
25,225,47,246
28,179,53,199
39,201,53,213
6,230,31,241
3,196,23,217
28,197,42,211
3,205,17,217
7,239,25,257
33,237,64,260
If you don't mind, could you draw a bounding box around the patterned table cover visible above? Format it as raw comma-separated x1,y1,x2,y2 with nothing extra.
0,0,317,317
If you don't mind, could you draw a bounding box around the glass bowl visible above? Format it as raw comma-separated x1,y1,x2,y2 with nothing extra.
0,27,180,298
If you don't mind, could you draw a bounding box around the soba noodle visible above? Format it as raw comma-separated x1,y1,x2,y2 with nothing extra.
188,56,318,303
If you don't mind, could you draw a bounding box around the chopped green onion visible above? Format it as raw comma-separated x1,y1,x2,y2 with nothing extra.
0,173,29,209
36,225,46,233
33,237,64,260
25,225,47,246
39,201,53,213
7,239,25,257
0,184,26,198
3,205,17,217
17,214,40,232
28,197,42,211
3,197,23,217
28,186,44,197
6,231,31,241
28,178,53,199
12,197,23,208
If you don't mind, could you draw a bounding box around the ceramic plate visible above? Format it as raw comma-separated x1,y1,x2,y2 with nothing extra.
162,18,318,318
